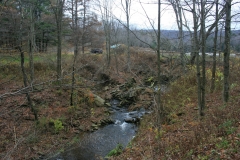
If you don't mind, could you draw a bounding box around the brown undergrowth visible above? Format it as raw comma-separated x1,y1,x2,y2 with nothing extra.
0,50,173,159
111,60,240,160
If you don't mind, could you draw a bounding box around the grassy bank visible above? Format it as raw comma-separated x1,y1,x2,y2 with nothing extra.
110,60,240,159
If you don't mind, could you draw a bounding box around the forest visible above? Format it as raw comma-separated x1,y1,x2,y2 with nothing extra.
0,0,240,159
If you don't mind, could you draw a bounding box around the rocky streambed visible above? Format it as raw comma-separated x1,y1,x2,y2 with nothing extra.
47,76,169,160
49,100,149,160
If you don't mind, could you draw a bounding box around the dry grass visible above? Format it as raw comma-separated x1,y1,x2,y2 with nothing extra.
111,58,240,160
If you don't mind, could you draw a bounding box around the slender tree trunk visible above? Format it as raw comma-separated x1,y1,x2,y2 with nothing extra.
200,0,206,116
193,0,202,116
57,22,62,81
82,0,86,54
223,0,231,103
211,0,219,93
54,0,65,83
29,4,35,85
157,0,162,129
105,23,111,68
19,46,38,120
18,0,37,120
70,0,78,106
219,25,223,61
114,51,119,75
177,1,185,72
170,0,185,71
126,0,131,72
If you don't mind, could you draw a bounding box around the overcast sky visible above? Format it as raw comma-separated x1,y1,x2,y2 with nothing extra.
112,0,178,30
92,0,240,30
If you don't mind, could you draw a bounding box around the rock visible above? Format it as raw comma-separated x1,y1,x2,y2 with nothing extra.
104,86,109,91
124,117,140,123
105,102,111,107
91,123,99,130
128,111,138,119
78,125,85,131
108,110,114,114
93,94,105,107
124,117,135,123
104,118,114,124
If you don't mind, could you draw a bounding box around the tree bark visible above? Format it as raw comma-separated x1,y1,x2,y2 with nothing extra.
200,0,206,116
126,0,131,72
210,0,219,93
29,3,35,84
157,0,162,129
169,0,185,72
52,0,65,83
82,0,86,54
192,0,202,116
223,0,231,103
70,0,79,106
18,0,38,120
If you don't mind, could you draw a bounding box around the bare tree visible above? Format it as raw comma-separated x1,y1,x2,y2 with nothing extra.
156,0,162,129
28,0,35,85
168,0,186,72
97,0,112,68
199,0,206,116
223,0,232,103
210,0,219,93
18,0,38,120
111,20,122,75
121,0,131,71
183,0,225,65
51,0,65,82
70,0,80,105
81,0,91,54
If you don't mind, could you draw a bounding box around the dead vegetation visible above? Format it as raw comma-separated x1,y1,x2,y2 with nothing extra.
0,48,177,159
1,48,239,159
111,59,240,160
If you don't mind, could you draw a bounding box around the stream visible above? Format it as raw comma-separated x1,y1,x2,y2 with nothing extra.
49,100,147,160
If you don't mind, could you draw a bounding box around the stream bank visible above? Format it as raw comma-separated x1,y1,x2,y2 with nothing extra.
49,100,149,160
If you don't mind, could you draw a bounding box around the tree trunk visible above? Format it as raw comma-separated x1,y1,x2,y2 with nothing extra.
156,0,162,129
177,1,185,72
82,0,86,54
170,0,185,71
126,0,131,72
29,4,35,85
210,0,219,93
192,0,202,116
19,46,38,120
54,0,65,83
57,22,62,81
223,0,231,103
200,0,206,116
70,0,79,106
18,0,37,120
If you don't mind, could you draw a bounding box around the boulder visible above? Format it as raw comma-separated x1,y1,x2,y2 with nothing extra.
93,94,105,107
124,117,136,123
124,117,140,123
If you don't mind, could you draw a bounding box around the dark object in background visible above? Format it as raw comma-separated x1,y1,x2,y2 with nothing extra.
91,48,103,54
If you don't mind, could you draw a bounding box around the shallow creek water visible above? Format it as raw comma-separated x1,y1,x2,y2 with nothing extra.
49,100,141,160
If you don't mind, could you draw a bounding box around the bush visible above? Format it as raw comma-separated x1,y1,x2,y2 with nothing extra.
50,118,64,134
106,143,123,157
36,117,64,134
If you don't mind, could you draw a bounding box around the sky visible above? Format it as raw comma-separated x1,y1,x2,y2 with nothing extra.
111,0,178,30
107,0,240,30
91,0,240,30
